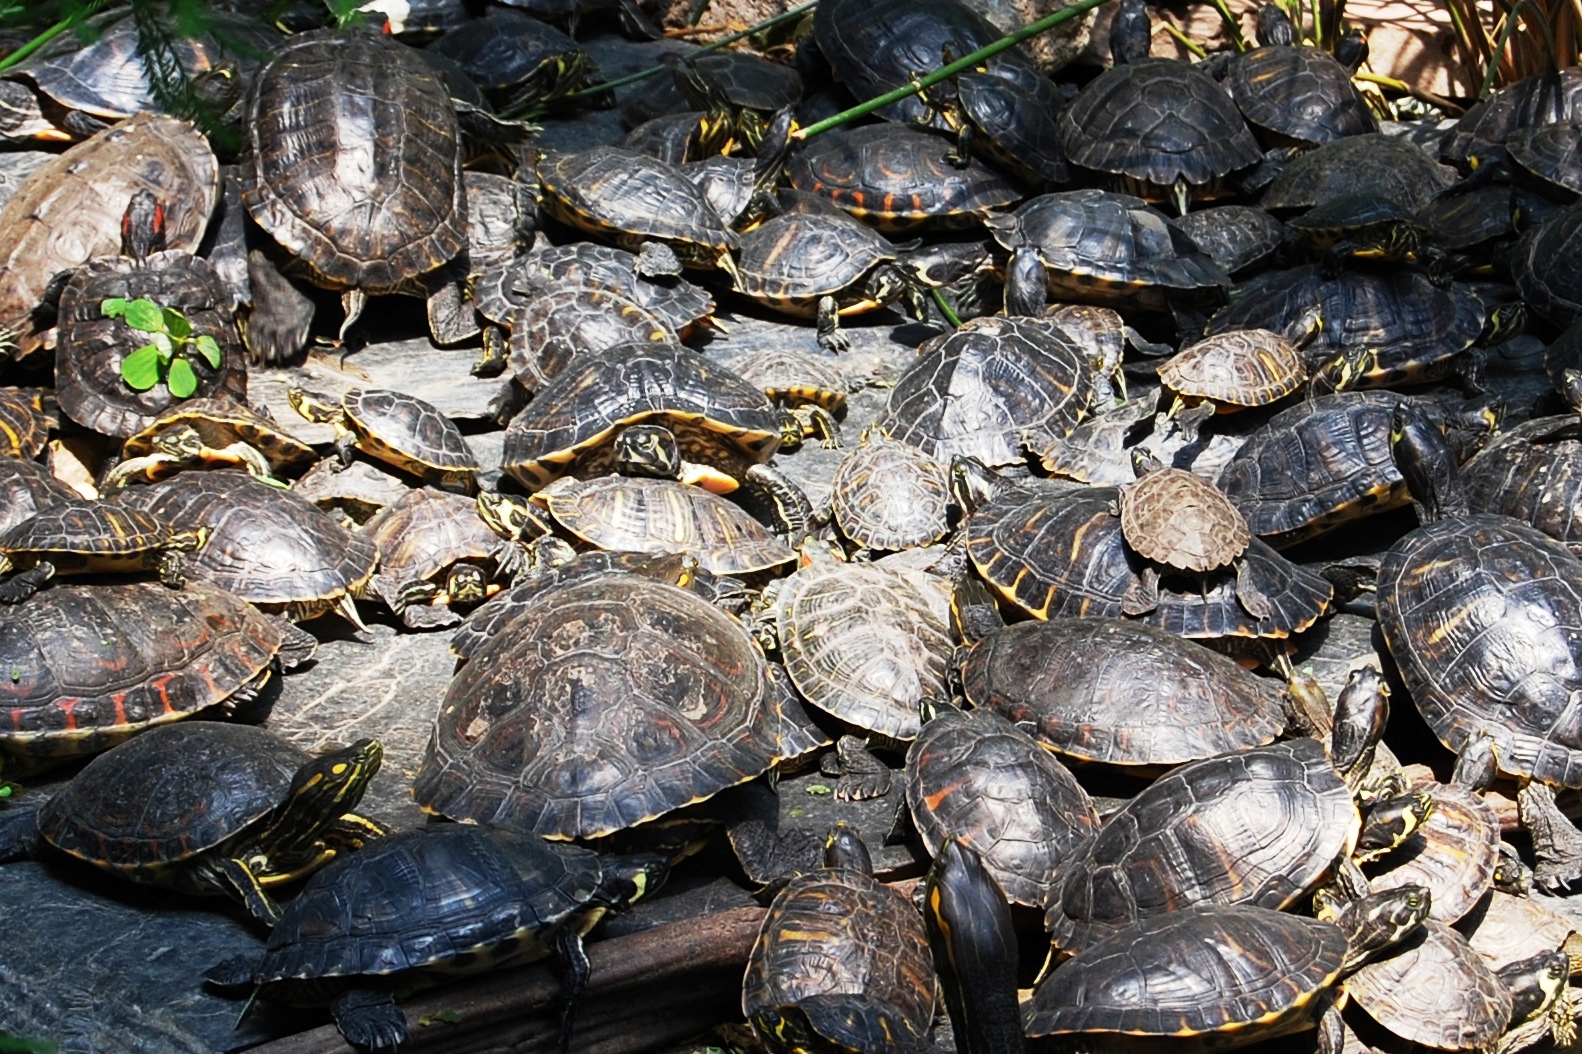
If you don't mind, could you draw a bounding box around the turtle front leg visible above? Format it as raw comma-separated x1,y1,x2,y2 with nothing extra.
821,735,892,801
332,425,358,471
815,295,850,353
1518,781,1582,891
215,856,283,926
0,561,53,604
802,406,842,449
330,987,409,1051
1120,566,1160,616
554,928,593,1053
1234,558,1274,620
743,464,815,546
472,325,510,378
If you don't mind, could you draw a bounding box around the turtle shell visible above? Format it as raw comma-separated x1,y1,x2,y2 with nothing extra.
1031,399,1155,486
716,348,851,411
506,284,676,390
499,343,782,491
427,9,589,104
413,574,826,839
0,113,218,360
1462,890,1581,971
242,29,465,293
830,434,951,551
120,398,317,471
1377,513,1582,788
1345,921,1512,1052
477,242,714,333
904,706,1098,909
1364,781,1498,925
1440,68,1582,168
960,618,1287,768
1262,133,1457,213
1038,739,1356,952
872,316,1095,467
1057,58,1261,197
1175,205,1287,276
0,581,281,766
785,123,1021,232
537,147,736,269
743,856,935,1054
735,209,896,315
1,499,173,563
1513,201,1582,328
253,825,607,982
343,388,479,477
967,483,1332,637
364,488,500,586
112,470,377,618
38,722,310,872
0,459,76,534
1508,121,1582,195
534,474,795,576
0,387,46,459
1119,467,1252,572
1462,414,1582,556
1025,903,1348,1039
1223,44,1377,146
1159,329,1307,409
774,559,953,741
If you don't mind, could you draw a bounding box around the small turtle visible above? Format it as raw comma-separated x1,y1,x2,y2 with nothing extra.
288,387,480,493
360,488,521,629
716,348,851,450
25,723,381,924
114,398,316,479
743,824,935,1054
0,498,206,604
101,423,276,490
1261,133,1458,213
1175,204,1288,276
829,430,952,553
1156,327,1310,440
1462,380,1582,557
0,387,46,459
205,825,668,1050
1029,397,1154,485
290,459,414,526
1344,920,1513,1051
426,9,596,111
1285,192,1445,277
1508,120,1582,196
1220,4,1377,149
1512,200,1582,328
669,51,803,153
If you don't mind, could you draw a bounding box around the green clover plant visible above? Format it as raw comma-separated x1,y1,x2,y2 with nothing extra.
102,296,223,399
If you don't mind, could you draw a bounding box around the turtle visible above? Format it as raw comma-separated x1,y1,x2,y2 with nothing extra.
100,424,278,491
360,488,521,630
111,470,378,628
1416,182,1529,276
1461,385,1582,557
959,618,1290,772
620,110,733,167
742,824,935,1054
1261,133,1458,214
115,398,317,477
1220,4,1377,150
426,9,596,112
715,347,852,450
1057,0,1261,213
0,387,46,459
1439,67,1582,170
757,543,954,800
921,840,1025,1054
871,315,1098,468
536,146,739,275
1032,883,1432,1043
1028,397,1154,485
829,430,952,553
0,498,207,604
904,703,1099,909
669,51,804,154
1376,399,1582,890
1285,192,1446,278
54,189,249,440
732,207,908,352
1507,120,1582,196
0,112,219,362
1174,204,1288,276
413,572,828,839
1462,890,1582,973
0,458,76,535
956,458,1333,638
20,723,382,924
1511,199,1582,328
204,824,669,1051
784,122,1022,233
0,581,287,777
241,29,466,354
985,190,1231,313
288,387,480,493
290,459,415,526
1343,920,1513,1051
1156,327,1310,441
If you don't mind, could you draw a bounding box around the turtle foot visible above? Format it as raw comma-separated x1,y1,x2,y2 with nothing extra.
1519,782,1582,891
332,988,407,1050
203,954,258,988
823,736,892,801
0,562,52,604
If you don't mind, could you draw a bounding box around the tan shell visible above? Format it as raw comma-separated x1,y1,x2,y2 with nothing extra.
1159,328,1307,408
1119,467,1251,571
1364,781,1498,924
1462,890,1581,971
1345,921,1511,1052
831,434,951,551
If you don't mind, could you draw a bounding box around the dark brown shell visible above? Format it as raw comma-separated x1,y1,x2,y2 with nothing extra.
1,499,172,557
120,398,316,471
0,387,46,459
343,388,479,476
830,434,951,551
1120,467,1251,571
242,30,465,291
0,459,76,534
364,488,498,584
506,284,675,390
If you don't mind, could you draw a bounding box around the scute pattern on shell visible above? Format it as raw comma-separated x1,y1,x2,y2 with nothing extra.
830,436,951,551
344,388,478,474
1159,329,1307,407
1345,921,1512,1051
1120,467,1251,571
1365,782,1499,924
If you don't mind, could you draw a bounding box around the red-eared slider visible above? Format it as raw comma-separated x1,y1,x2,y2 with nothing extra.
0,581,284,776
986,190,1230,312
1157,328,1308,441
0,113,218,361
490,282,677,396
829,431,951,552
205,825,668,1050
537,147,738,274
743,825,935,1054
1262,133,1458,213
0,387,45,459
242,29,466,352
1221,4,1377,148
905,703,1098,908
33,723,381,924
1440,67,1582,169
0,498,206,603
1344,920,1513,1051
960,618,1288,770
1462,393,1582,556
785,123,1022,233
1376,401,1582,889
414,572,827,839
1024,888,1432,1047
1286,192,1443,276
117,398,317,476
760,544,954,799
288,387,479,493
1507,120,1582,196
361,488,518,629
426,9,595,111
872,315,1098,467
0,458,75,534
669,51,803,153
1175,204,1288,276
1512,200,1582,327
957,459,1332,637
112,470,378,627
716,347,851,450
1057,0,1260,213
55,189,248,440
1365,781,1500,925
733,208,906,352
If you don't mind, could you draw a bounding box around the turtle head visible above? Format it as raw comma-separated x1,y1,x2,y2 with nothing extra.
949,456,1000,514
595,852,671,911
1128,447,1165,479
1109,0,1152,65
823,822,873,873
1353,790,1435,862
1390,399,1468,523
261,738,384,860
1004,244,1049,318
1334,27,1369,72
286,386,344,426
476,491,551,543
1255,3,1295,47
1330,665,1389,786
1332,884,1431,972
446,564,488,605
1499,950,1572,1031
150,424,207,464
120,188,166,263
614,424,682,480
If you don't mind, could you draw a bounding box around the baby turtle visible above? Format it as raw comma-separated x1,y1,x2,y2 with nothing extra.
0,499,206,603
1344,920,1513,1052
829,430,952,553
1156,327,1310,441
118,398,316,475
288,387,480,493
715,348,851,451
361,489,520,630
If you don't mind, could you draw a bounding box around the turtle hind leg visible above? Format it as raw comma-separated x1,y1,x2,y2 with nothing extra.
820,735,892,801
0,561,52,604
815,296,851,353
742,464,815,545
1518,781,1582,891
331,987,408,1050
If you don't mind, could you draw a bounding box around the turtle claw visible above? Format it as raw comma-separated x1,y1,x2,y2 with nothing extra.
1519,782,1582,892
0,562,52,604
331,988,408,1050
822,736,892,801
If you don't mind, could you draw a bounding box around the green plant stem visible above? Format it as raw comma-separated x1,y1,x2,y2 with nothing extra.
1352,70,1466,114
561,0,816,100
0,9,80,73
930,287,963,328
793,0,1114,141
1162,21,1208,57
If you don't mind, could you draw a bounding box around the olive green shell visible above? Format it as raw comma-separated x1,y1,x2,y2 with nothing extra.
534,474,795,575
343,388,480,477
1159,329,1307,409
121,398,317,471
1345,921,1512,1051
0,387,46,459
1119,467,1251,572
1261,133,1457,213
1365,781,1498,925
413,575,826,838
774,560,952,741
830,434,950,551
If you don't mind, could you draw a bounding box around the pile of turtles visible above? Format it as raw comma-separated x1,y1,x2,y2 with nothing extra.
4,0,1582,1050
